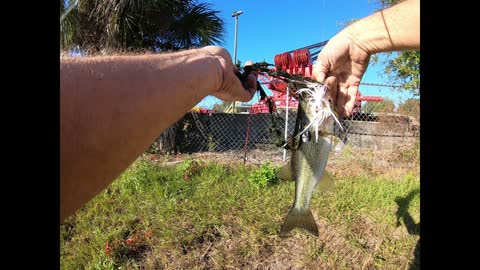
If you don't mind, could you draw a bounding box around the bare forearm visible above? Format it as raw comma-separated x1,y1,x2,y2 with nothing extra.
343,0,420,54
60,49,220,222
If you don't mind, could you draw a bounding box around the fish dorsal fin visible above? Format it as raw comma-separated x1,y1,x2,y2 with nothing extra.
277,161,294,181
315,171,335,192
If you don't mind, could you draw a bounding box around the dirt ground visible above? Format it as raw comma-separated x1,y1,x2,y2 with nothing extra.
149,143,419,179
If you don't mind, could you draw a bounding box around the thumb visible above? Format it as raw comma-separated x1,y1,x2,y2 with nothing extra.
312,62,328,83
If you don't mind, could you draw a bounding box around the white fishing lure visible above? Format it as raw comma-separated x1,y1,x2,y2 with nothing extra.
296,84,343,143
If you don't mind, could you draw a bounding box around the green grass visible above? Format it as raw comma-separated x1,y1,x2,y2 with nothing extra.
60,156,420,269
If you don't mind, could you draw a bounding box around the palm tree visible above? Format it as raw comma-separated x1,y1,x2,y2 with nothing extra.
158,3,225,50
60,0,226,152
60,0,224,54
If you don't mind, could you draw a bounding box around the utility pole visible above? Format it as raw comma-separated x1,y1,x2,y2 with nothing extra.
231,10,243,113
232,10,243,65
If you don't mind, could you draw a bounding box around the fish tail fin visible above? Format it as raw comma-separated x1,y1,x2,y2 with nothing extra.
279,207,319,237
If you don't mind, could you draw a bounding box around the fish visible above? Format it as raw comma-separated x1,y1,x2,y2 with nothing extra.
277,83,345,237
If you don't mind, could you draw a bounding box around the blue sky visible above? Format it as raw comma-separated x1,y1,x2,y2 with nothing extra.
197,0,416,108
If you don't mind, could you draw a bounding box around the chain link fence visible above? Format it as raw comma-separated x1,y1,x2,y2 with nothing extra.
151,98,419,161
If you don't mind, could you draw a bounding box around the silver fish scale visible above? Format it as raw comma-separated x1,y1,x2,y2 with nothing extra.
292,134,332,209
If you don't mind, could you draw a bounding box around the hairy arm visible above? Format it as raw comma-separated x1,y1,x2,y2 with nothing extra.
313,0,420,116
60,47,256,223
343,0,420,54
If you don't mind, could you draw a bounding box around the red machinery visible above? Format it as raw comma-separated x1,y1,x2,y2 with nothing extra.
354,94,383,114
249,40,383,114
250,89,299,114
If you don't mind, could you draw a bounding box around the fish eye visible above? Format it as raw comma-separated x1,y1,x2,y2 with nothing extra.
301,131,311,142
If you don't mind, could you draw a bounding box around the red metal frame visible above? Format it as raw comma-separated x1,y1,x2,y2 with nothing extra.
250,46,383,114
195,43,383,114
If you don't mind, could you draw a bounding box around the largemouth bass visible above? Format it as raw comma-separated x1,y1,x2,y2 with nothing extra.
278,84,344,237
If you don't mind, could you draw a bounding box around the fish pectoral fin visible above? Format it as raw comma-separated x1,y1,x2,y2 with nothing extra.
277,162,294,181
325,135,346,152
283,136,299,150
315,171,335,193
279,207,319,237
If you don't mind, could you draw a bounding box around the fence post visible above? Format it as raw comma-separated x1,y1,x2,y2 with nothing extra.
243,114,251,164
283,87,289,161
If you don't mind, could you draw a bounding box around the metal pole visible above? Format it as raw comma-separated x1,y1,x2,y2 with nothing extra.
283,87,289,161
232,16,237,113
233,15,238,65
243,114,251,165
231,11,243,114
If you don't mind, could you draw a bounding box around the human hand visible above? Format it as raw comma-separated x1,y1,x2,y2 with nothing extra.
312,33,371,117
202,46,257,102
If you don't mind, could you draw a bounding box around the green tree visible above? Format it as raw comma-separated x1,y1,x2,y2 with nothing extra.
371,0,420,96
363,98,395,114
397,98,420,120
60,0,224,54
382,50,420,95
212,101,230,112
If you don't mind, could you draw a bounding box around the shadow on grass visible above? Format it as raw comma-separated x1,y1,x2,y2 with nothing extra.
395,189,420,270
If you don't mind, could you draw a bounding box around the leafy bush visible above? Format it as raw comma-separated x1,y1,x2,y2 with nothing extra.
248,162,279,187
176,159,201,180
